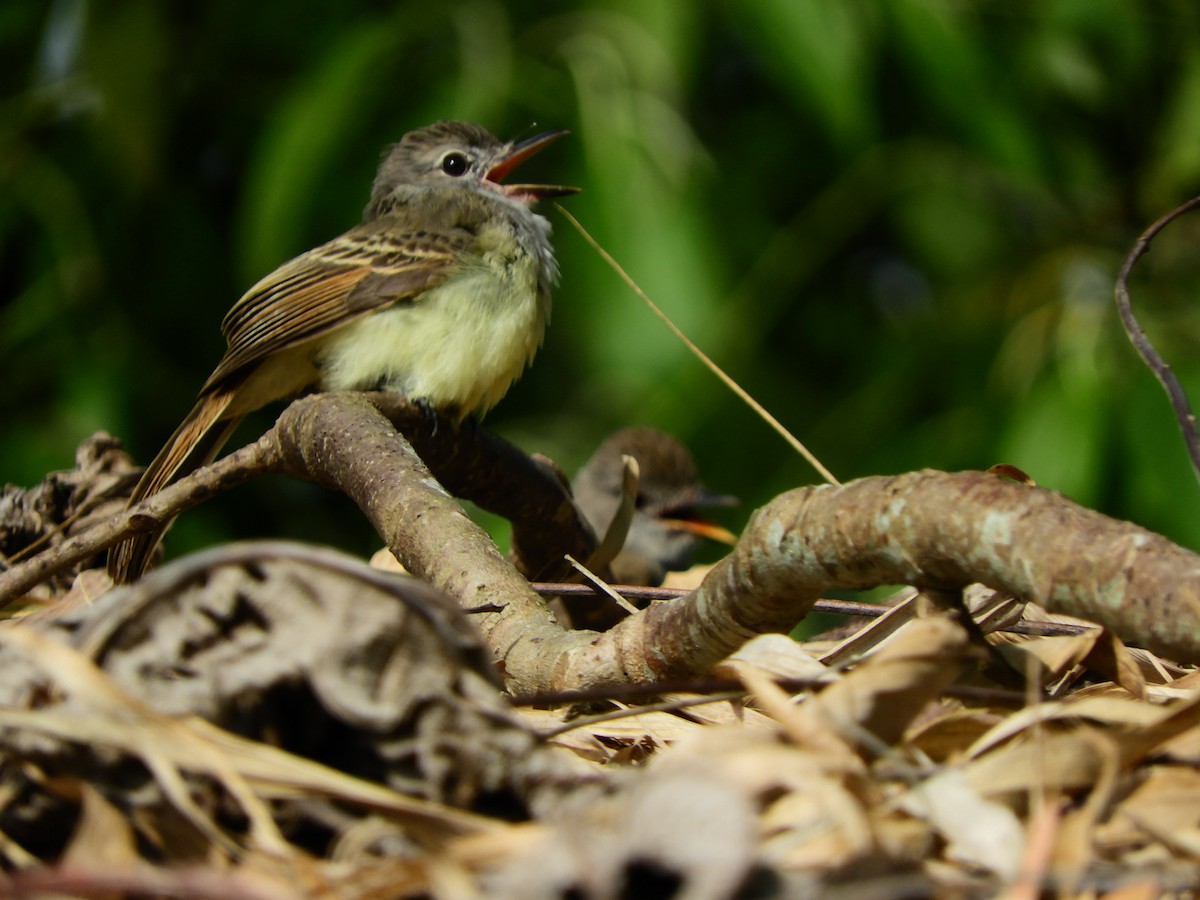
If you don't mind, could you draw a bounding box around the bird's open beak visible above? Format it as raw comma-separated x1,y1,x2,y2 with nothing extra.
663,517,739,545
487,130,581,202
660,489,740,546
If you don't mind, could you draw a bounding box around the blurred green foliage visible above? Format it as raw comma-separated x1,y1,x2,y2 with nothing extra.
6,0,1200,566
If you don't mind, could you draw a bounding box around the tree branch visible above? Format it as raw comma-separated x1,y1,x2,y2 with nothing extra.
267,400,1200,684
1114,193,1200,483
264,394,597,694
9,396,1200,695
562,469,1200,686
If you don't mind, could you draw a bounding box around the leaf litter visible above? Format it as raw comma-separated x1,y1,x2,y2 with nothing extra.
0,545,1199,897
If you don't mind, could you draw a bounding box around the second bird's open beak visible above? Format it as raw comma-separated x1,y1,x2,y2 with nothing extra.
486,130,580,202
659,487,740,545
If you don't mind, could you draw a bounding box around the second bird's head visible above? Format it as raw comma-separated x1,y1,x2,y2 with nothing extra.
366,120,578,218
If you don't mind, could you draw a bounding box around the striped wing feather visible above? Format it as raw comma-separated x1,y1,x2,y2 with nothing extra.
204,225,464,392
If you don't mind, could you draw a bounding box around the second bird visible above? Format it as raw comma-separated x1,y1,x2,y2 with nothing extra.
108,120,577,584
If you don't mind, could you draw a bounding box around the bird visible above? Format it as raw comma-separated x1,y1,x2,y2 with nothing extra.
571,427,737,588
108,120,577,583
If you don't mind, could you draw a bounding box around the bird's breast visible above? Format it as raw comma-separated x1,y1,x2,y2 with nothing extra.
316,216,553,419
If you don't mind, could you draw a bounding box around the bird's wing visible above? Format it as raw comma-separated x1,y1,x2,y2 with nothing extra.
202,224,468,392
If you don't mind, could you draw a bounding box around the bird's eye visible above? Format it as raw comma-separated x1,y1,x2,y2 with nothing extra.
441,152,469,176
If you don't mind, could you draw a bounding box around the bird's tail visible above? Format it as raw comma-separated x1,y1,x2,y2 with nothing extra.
107,390,241,584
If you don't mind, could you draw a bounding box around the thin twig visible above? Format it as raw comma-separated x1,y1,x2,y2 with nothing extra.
564,554,638,615
532,582,1090,637
509,675,1030,712
1114,193,1200,483
0,436,277,609
556,204,841,486
540,692,746,738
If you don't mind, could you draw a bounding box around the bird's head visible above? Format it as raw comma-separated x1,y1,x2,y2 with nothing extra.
367,120,578,218
573,427,739,586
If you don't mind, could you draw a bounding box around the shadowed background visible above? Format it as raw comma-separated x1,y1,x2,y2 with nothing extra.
5,0,1200,567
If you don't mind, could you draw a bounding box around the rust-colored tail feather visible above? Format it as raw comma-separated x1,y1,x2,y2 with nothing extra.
107,390,241,584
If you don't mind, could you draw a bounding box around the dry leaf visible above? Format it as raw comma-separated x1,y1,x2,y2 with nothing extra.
900,768,1025,879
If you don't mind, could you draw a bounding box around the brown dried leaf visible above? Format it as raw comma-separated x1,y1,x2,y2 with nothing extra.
720,633,829,681
61,783,140,871
906,707,1007,764
900,768,1025,879
1082,631,1148,699
806,616,974,749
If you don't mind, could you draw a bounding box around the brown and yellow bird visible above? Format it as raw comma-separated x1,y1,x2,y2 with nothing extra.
108,120,576,583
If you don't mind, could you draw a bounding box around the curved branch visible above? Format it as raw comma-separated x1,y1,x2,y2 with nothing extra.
567,469,1200,685
266,394,597,694
363,395,596,580
266,400,1200,684
1114,193,1200,482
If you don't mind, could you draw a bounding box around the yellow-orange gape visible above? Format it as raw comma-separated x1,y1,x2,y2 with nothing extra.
108,121,577,583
